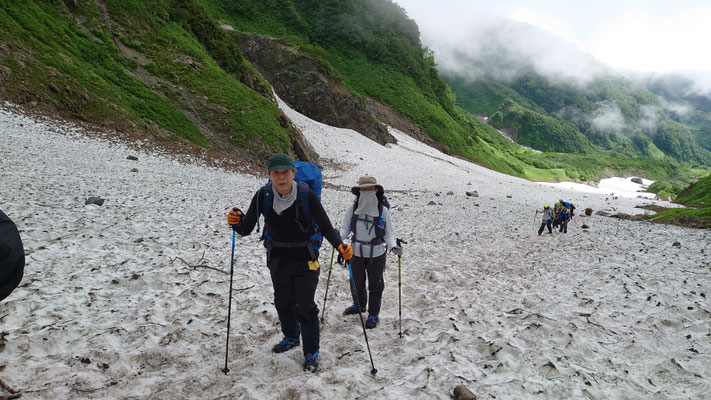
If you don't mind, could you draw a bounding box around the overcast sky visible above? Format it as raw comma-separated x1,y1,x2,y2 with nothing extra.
393,0,711,75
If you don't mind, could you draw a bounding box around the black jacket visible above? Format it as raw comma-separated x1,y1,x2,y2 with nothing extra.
238,187,343,261
0,209,25,302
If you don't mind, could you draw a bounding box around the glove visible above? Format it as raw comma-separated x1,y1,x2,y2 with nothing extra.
390,245,403,256
337,244,353,261
227,208,243,230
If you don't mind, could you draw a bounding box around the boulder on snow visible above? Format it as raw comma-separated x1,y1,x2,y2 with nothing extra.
453,385,476,400
631,177,643,184
428,201,437,206
612,213,647,221
85,196,105,206
446,191,454,195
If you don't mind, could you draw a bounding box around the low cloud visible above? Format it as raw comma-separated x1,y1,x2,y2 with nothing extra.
590,102,626,134
638,104,660,135
662,100,692,118
425,18,609,84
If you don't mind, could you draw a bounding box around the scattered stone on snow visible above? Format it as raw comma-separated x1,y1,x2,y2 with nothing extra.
126,155,138,161
453,385,476,400
673,241,681,247
465,191,479,197
506,195,512,198
582,224,590,229
131,168,138,173
595,211,611,217
428,201,437,205
85,196,105,206
446,191,454,195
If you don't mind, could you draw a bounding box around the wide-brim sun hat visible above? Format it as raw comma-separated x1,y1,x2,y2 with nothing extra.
351,175,384,193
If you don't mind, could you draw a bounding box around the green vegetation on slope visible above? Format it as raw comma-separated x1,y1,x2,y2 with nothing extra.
0,0,294,152
0,0,204,145
449,72,711,166
2,0,708,184
675,173,711,208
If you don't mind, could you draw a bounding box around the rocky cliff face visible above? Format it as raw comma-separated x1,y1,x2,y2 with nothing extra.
237,34,400,146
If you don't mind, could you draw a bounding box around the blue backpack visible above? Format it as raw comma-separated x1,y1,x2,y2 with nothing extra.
258,161,323,257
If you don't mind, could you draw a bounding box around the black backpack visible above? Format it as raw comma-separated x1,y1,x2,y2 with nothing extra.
0,209,25,302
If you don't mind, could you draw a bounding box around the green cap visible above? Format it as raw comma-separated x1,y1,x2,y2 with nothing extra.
268,153,295,171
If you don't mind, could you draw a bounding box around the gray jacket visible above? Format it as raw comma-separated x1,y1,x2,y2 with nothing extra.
340,204,397,258
540,208,554,222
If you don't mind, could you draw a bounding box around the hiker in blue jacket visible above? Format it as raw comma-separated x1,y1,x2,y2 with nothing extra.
558,199,571,233
227,153,352,371
340,176,401,329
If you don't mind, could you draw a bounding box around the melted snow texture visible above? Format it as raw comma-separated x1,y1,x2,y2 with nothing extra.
1,103,710,399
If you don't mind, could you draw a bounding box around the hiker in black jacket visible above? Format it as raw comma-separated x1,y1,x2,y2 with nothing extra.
227,153,352,371
0,208,24,303
0,210,24,400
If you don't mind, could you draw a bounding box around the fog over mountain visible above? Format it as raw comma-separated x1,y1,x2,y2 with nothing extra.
421,18,610,85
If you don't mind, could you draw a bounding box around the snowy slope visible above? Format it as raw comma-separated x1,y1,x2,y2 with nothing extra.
1,101,709,399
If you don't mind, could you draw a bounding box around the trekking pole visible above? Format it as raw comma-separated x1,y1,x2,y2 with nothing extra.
346,260,378,375
222,215,238,374
320,247,336,323
396,238,407,338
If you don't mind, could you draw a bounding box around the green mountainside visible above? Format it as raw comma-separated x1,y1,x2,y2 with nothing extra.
1,0,709,184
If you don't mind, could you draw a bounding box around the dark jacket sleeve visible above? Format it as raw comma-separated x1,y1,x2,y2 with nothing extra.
236,190,261,236
0,209,25,302
307,191,343,249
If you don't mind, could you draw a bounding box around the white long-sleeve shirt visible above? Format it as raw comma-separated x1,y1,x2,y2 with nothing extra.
340,204,397,258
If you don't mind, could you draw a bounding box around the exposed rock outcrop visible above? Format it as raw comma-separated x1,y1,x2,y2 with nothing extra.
236,34,398,145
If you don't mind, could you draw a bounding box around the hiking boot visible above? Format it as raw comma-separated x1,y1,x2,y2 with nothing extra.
365,314,379,329
303,351,319,372
343,304,361,316
272,336,300,353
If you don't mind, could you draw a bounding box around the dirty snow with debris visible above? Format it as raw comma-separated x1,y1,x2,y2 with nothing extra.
1,100,710,399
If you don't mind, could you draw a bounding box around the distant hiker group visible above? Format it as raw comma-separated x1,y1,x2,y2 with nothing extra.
537,200,576,235
224,154,402,373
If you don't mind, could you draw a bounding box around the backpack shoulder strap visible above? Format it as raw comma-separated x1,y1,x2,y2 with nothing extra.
350,197,359,232
261,183,273,219
296,181,311,220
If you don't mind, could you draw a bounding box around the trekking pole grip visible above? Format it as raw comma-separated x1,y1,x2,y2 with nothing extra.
396,238,407,247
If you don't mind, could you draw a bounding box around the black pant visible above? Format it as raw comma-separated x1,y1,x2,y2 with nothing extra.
538,220,552,234
349,253,386,316
268,257,320,355
559,218,568,233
